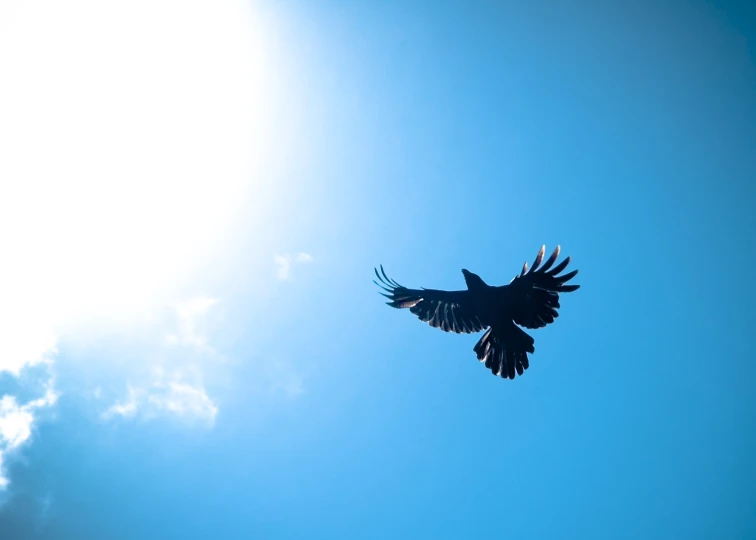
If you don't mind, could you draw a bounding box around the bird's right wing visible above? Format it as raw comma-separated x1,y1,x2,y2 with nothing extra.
374,266,486,334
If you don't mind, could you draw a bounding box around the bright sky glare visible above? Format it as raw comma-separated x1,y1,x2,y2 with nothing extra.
0,0,278,489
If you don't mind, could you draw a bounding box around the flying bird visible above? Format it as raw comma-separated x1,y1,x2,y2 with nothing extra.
373,245,580,379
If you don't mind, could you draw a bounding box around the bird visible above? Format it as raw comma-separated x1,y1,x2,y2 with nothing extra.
373,245,580,379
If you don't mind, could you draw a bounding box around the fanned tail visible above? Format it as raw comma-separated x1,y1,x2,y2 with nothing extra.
473,323,535,379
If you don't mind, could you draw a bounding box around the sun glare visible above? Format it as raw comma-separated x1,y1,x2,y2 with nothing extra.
0,0,274,368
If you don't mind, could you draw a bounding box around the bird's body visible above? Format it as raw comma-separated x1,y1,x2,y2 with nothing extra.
374,245,580,379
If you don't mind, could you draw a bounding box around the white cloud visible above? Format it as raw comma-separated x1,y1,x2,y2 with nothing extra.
0,400,35,452
0,382,58,489
274,252,314,280
102,380,218,425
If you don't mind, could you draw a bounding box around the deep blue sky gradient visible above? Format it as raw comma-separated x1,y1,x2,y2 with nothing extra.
1,1,755,538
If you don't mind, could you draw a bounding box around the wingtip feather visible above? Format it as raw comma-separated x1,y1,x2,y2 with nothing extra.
531,245,545,272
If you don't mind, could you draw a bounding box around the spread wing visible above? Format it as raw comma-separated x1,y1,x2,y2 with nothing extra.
508,245,580,330
374,265,486,334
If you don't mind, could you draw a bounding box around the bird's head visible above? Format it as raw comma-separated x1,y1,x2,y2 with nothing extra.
461,269,486,290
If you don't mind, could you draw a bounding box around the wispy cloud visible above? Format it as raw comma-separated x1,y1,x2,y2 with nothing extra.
101,297,221,426
274,252,314,280
271,370,305,400
256,358,306,400
274,255,292,280
0,382,58,489
102,379,218,425
165,297,218,351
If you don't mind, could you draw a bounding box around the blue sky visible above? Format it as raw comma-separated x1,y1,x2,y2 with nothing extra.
1,0,755,538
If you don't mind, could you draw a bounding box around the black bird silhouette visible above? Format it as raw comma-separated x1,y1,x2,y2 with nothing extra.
374,245,580,379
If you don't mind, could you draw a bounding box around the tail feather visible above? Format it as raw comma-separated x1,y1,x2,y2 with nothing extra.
473,324,535,379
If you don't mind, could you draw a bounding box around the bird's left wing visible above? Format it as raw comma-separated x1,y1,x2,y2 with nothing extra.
374,265,485,334
507,245,580,329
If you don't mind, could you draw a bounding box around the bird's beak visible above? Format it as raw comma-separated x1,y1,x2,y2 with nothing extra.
461,269,470,276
